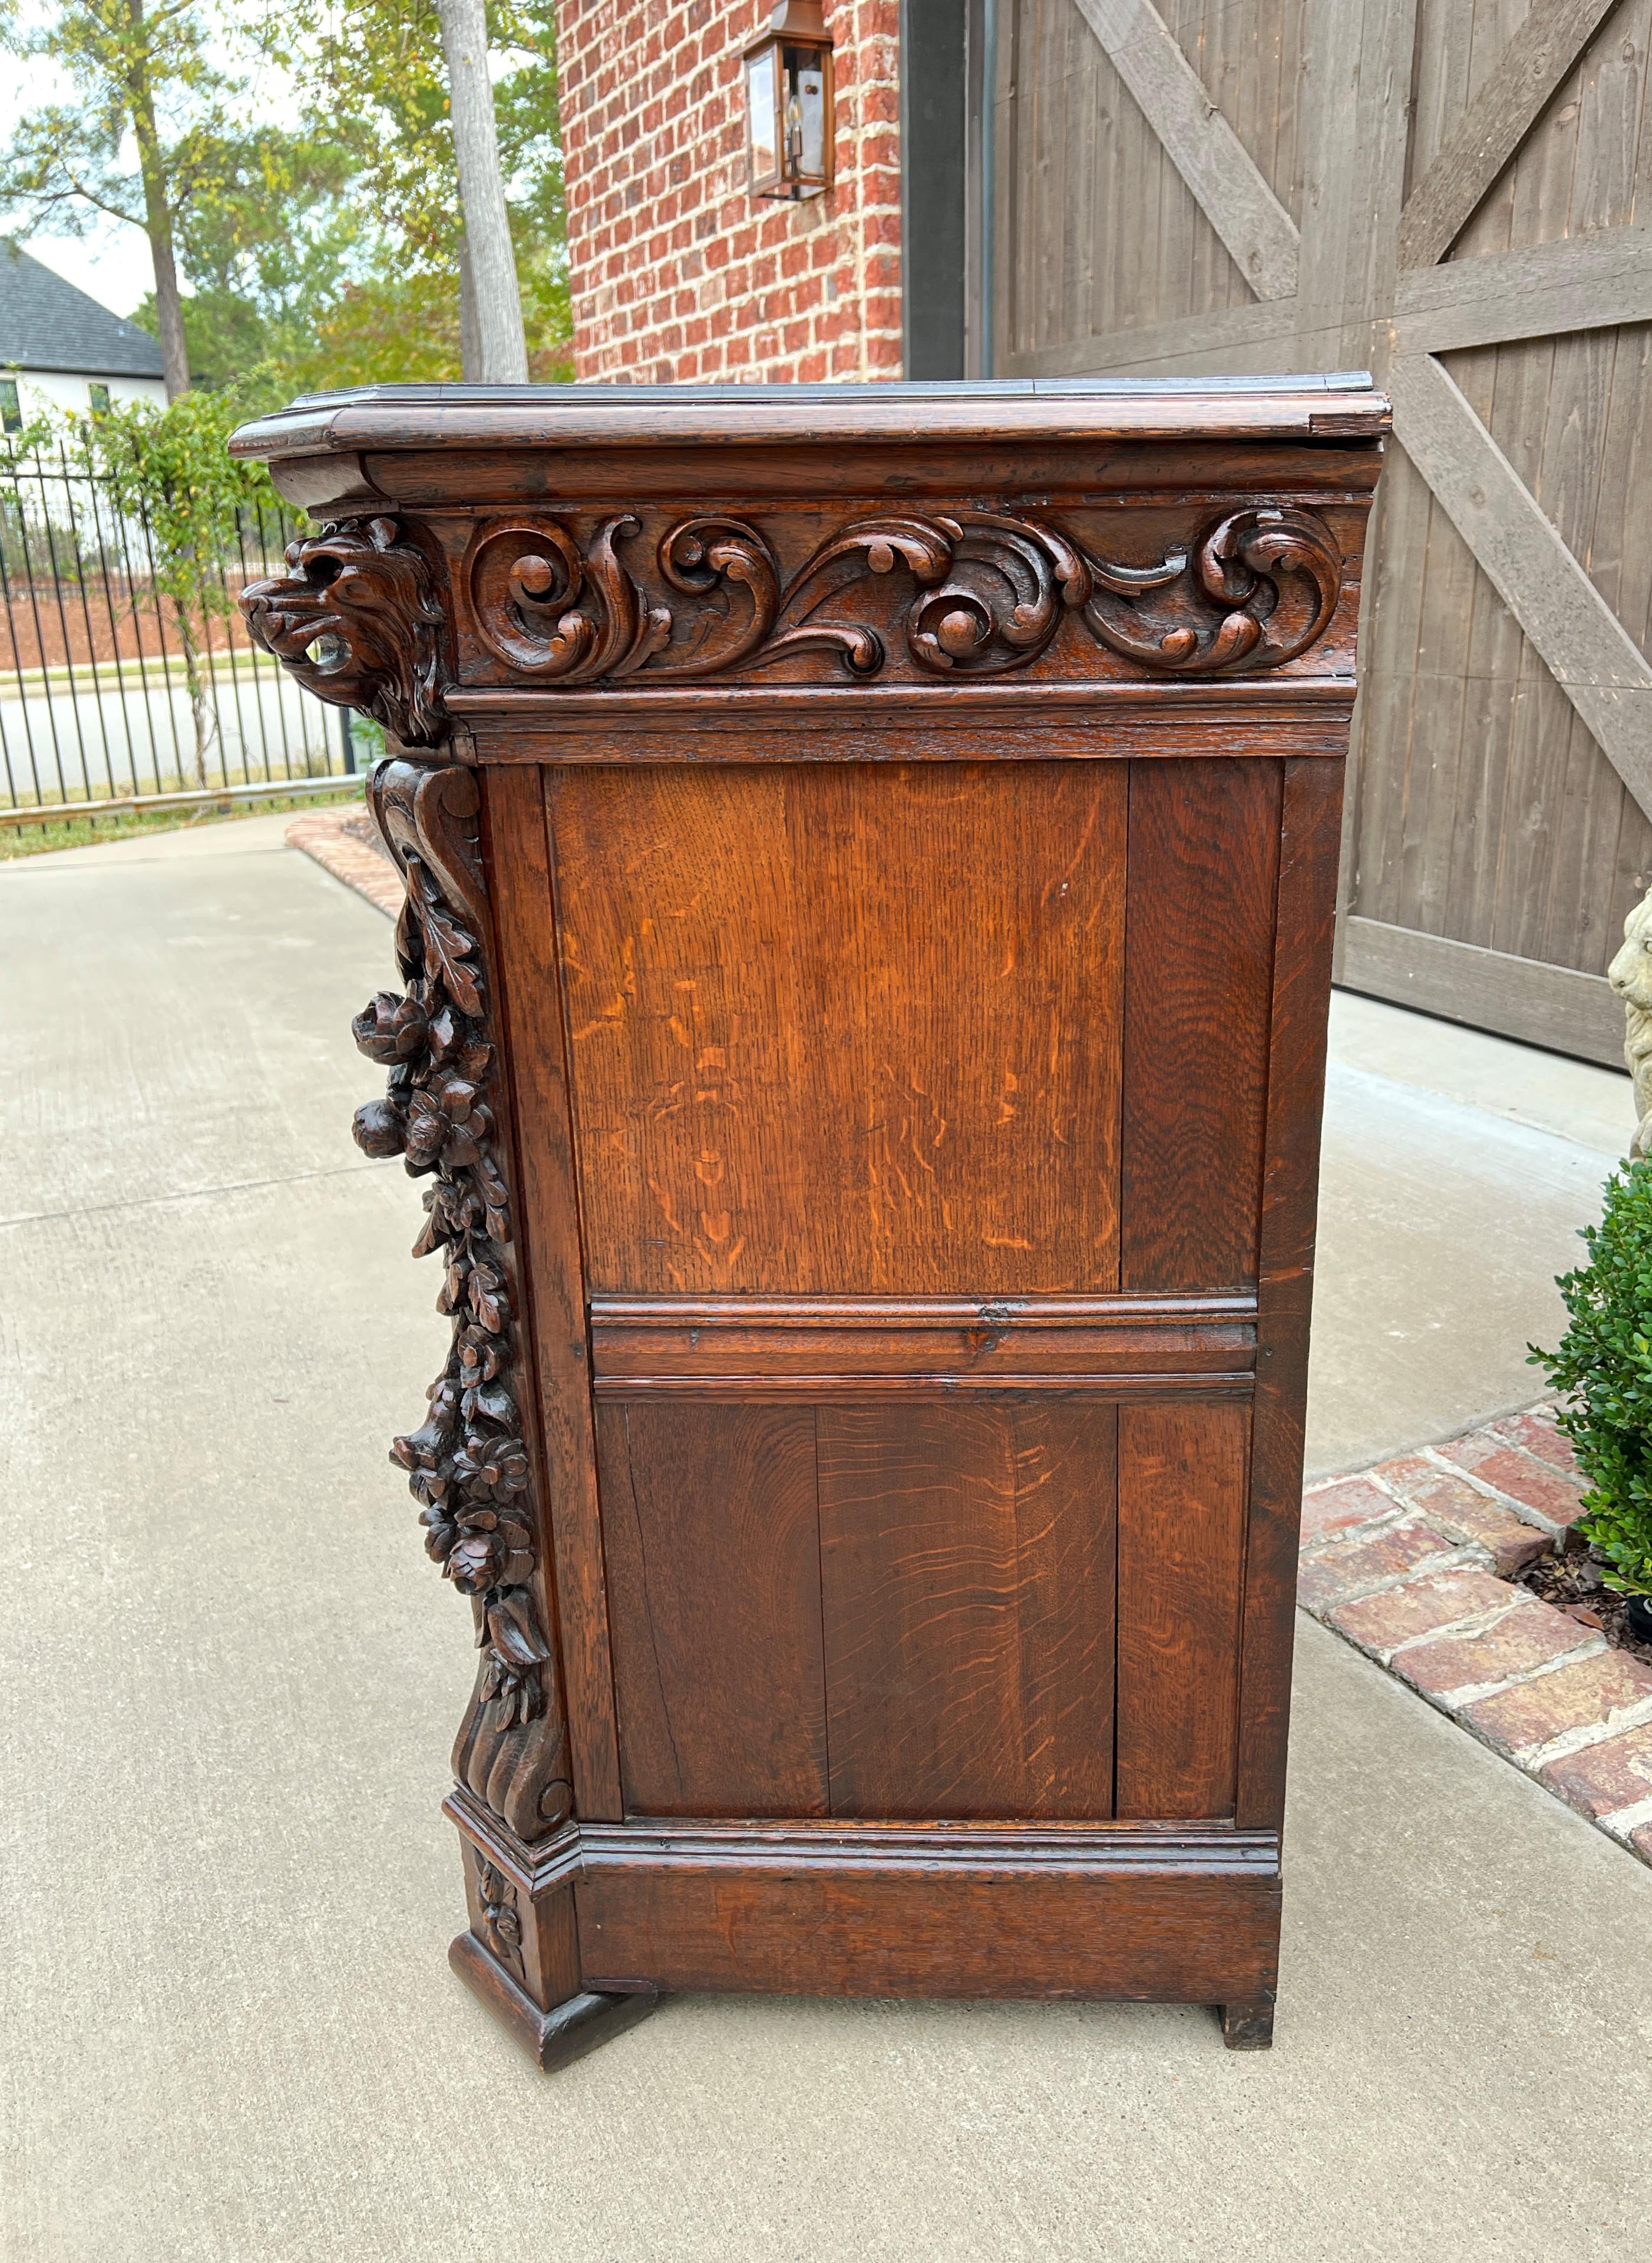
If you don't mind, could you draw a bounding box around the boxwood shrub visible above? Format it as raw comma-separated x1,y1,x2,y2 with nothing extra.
1532,1159,1652,1597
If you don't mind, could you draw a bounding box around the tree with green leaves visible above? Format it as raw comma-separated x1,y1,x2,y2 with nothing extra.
56,385,280,782
0,0,243,398
128,123,367,391
283,0,570,384
0,1,571,400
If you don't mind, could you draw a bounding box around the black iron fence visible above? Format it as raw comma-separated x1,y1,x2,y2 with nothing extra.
0,445,366,829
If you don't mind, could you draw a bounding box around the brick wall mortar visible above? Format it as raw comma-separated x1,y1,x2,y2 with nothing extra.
559,0,903,384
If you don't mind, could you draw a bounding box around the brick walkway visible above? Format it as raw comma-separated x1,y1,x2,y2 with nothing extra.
1301,1406,1652,1866
286,806,402,919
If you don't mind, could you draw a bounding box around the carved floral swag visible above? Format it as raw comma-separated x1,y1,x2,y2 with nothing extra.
349,789,550,1729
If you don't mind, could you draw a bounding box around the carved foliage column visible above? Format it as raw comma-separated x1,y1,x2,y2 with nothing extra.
355,761,573,1842
240,519,573,1845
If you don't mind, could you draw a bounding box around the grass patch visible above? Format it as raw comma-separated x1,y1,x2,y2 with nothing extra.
0,784,364,858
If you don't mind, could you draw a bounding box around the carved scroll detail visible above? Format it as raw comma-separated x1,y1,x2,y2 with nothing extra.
353,757,572,1841
465,506,1343,684
239,517,448,744
1079,508,1343,672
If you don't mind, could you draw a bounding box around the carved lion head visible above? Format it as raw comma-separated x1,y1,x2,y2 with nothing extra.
239,515,447,745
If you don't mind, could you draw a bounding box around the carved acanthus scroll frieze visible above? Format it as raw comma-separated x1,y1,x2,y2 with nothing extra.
239,516,448,744
352,757,572,1841
465,505,1343,685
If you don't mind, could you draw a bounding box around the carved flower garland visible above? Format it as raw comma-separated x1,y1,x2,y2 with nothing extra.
350,820,550,1728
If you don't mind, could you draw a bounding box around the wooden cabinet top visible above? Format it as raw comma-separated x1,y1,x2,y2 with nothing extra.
232,373,1390,468
232,376,1389,769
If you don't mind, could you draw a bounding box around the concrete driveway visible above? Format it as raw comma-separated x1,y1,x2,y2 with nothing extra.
4,812,1650,2262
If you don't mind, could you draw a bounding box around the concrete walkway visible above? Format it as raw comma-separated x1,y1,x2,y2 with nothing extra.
4,813,1650,2262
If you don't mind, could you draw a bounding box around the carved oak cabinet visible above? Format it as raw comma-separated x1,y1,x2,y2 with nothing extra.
233,379,1386,2066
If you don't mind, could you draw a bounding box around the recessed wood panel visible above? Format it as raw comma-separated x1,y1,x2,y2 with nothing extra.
547,761,1125,1296
597,1402,828,1816
817,1402,1117,1819
1115,1399,1248,1819
575,1846,1281,2001
1121,759,1279,1291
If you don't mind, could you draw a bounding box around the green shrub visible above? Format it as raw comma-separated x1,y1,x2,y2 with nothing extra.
1531,1159,1652,1595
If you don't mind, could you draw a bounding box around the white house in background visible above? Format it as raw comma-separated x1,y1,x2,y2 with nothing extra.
0,243,167,427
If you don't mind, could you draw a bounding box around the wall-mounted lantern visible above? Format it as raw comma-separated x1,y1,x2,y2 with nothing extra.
743,1,835,200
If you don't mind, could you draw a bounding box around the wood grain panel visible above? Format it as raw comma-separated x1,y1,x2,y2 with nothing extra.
480,762,623,1821
1121,759,1279,1291
574,1835,1281,2001
1346,0,1652,1030
549,761,1126,1297
999,0,1257,371
597,1402,828,1818
1116,1399,1248,1819
1237,758,1343,1829
817,1402,1117,1819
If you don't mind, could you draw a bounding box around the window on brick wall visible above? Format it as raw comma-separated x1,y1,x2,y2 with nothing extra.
900,0,992,378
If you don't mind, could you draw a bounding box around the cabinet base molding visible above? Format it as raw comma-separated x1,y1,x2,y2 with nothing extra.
448,1931,662,2072
446,1789,1282,2058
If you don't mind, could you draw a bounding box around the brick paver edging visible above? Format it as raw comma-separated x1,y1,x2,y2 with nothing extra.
1302,1407,1652,1866
286,807,402,919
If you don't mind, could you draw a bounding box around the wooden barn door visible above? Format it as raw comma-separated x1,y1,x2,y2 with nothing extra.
993,0,1652,1064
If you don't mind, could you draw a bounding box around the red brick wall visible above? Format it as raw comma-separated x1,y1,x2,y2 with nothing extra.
559,0,903,383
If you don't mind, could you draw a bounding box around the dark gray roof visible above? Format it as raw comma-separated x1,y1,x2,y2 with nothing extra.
0,243,164,378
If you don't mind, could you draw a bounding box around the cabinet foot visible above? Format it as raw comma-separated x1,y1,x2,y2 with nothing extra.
1218,1998,1275,2050
450,1930,661,2072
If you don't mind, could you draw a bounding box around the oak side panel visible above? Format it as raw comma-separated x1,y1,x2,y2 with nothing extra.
817,1402,1117,1819
1115,1399,1249,1819
1236,755,1345,1830
546,761,1126,1297
596,1401,830,1817
483,764,623,1820
1121,759,1281,1290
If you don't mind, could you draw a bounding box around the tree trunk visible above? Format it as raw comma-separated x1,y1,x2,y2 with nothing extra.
438,0,529,383
171,602,216,790
458,233,482,382
124,0,189,401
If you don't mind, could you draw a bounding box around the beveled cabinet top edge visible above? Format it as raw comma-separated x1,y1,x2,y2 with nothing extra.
229,373,1392,461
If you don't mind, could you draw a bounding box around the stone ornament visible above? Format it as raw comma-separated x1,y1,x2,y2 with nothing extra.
1609,885,1652,1159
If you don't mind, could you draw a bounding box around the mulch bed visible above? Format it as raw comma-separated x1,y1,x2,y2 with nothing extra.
1515,1537,1652,1669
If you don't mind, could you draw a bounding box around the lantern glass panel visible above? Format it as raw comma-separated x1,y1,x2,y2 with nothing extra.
746,49,780,187
788,48,828,180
